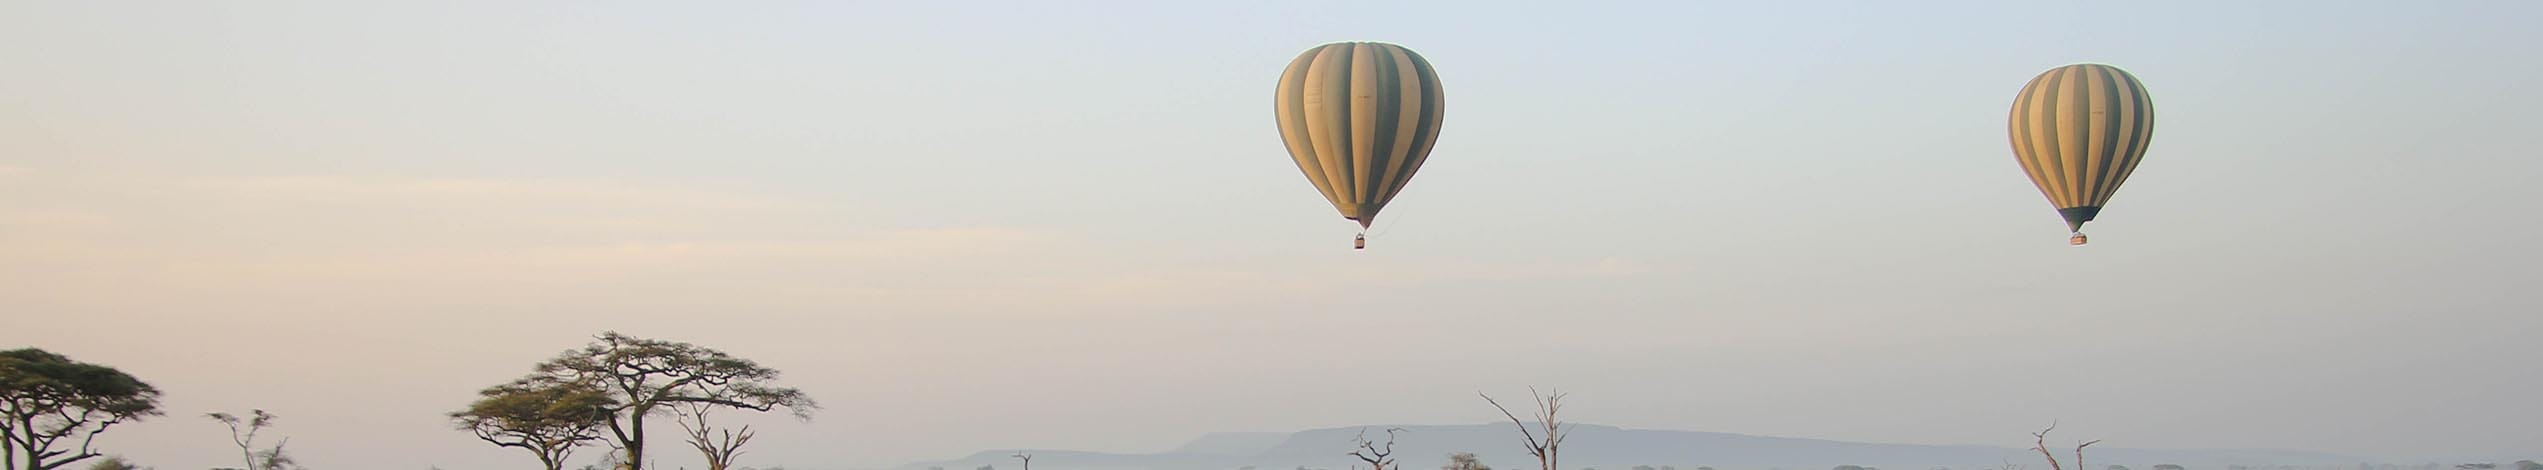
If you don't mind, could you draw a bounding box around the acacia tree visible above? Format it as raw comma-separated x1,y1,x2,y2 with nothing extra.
1481,388,1569,470
451,379,617,470
1444,453,1490,470
527,332,816,470
0,349,164,470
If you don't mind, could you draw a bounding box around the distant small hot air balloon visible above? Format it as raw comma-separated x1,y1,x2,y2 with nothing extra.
1273,41,1445,250
2008,63,2155,246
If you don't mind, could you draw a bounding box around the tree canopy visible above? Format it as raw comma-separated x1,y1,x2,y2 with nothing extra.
0,348,164,470
523,332,816,470
452,379,617,470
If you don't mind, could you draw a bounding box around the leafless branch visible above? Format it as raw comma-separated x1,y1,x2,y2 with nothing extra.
675,402,755,470
1483,387,1567,470
1348,427,1404,470
2032,421,2063,470
2030,421,2100,470
2075,439,2100,470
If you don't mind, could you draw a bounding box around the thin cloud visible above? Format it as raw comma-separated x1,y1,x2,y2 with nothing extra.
174,227,1064,284
185,175,805,212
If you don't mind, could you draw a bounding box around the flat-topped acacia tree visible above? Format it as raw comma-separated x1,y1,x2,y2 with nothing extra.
450,379,616,470
0,348,163,470
523,332,816,470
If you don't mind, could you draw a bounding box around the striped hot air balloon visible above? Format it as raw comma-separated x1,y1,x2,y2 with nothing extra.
2008,63,2155,246
1273,41,1445,250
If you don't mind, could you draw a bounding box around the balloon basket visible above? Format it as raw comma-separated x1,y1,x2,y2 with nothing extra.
1354,234,1367,251
2068,233,2089,246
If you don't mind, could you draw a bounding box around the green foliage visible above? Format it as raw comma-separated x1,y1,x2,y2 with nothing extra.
533,332,817,418
253,443,303,470
79,456,144,470
451,379,615,470
455,379,616,431
0,348,165,470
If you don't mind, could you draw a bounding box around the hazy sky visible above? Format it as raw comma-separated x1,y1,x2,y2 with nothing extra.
4,1,2539,469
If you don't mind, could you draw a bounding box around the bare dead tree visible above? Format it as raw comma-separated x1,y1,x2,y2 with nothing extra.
206,410,291,470
1012,453,1031,470
2029,422,2099,470
1481,388,1568,470
2075,440,2099,470
1348,428,1404,470
673,403,754,470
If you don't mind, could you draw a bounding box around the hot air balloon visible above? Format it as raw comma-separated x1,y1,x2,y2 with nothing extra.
1273,41,1445,250
2008,63,2155,246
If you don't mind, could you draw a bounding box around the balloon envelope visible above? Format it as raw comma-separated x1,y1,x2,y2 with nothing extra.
1273,42,1445,229
2008,63,2155,236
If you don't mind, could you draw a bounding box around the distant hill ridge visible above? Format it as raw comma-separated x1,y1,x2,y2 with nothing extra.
894,423,2365,470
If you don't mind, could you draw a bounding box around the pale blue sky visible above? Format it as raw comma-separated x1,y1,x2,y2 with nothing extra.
3,2,2539,469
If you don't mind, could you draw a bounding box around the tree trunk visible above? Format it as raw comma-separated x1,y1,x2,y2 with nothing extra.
623,416,646,470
